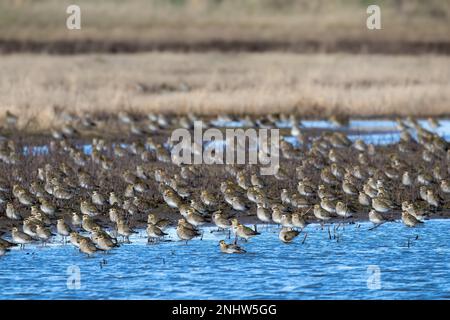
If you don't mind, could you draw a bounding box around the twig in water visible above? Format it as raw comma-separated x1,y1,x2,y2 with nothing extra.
302,233,308,244
368,222,385,231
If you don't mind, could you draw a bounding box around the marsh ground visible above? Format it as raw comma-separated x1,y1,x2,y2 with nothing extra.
1,53,449,131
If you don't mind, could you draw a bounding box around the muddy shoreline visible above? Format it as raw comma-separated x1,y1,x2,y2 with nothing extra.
0,113,449,245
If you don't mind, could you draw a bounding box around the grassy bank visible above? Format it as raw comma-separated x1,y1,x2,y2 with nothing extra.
0,52,449,130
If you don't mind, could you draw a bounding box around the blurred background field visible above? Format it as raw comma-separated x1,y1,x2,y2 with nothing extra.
1,53,449,130
1,0,449,52
0,0,449,126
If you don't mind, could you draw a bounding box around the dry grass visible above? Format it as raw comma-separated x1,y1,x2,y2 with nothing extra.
0,52,449,130
0,0,449,44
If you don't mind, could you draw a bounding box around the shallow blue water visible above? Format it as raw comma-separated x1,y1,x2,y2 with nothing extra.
1,219,450,300
23,118,450,156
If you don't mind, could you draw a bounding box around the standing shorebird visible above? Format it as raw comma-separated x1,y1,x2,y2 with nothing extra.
35,225,53,245
256,203,271,223
176,220,201,244
147,213,171,230
185,209,207,227
358,192,371,206
162,189,182,208
320,198,336,214
56,219,71,243
39,199,56,216
231,218,260,242
96,234,118,252
291,213,308,229
280,214,293,228
405,203,427,221
11,227,33,249
313,204,332,222
71,212,82,228
425,190,440,208
200,190,217,207
279,227,300,243
229,196,249,211
91,191,106,206
146,223,167,243
368,210,389,225
109,208,123,224
23,219,38,238
219,240,246,254
82,215,100,233
212,211,232,231
109,192,121,206
271,205,284,224
335,201,353,218
6,203,21,220
116,220,138,243
80,200,99,217
69,232,88,248
402,212,424,227
372,198,393,213
79,238,98,257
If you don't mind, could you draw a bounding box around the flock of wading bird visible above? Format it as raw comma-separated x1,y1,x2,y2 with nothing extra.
0,110,449,257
